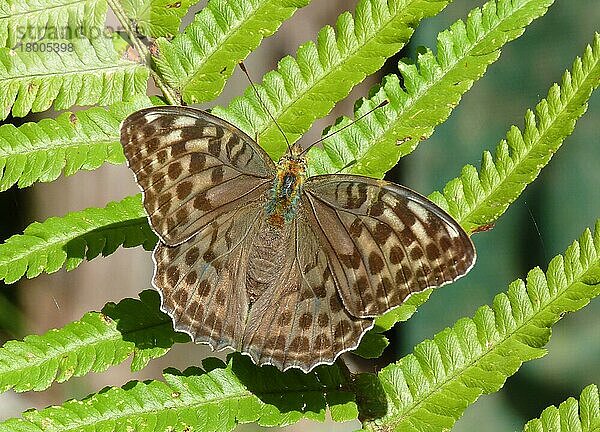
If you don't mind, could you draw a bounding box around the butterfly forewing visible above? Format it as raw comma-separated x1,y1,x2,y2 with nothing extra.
303,175,476,318
120,106,275,245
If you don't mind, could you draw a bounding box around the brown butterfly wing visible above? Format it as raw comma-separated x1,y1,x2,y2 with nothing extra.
120,106,276,245
153,201,264,351
121,106,275,354
121,106,476,371
154,201,372,372
240,216,373,372
303,174,476,318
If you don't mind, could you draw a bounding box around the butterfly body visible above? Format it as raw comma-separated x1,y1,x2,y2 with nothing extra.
266,147,306,226
121,106,476,372
245,221,290,303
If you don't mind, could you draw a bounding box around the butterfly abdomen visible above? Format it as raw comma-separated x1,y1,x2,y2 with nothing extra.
246,223,290,304
266,156,306,226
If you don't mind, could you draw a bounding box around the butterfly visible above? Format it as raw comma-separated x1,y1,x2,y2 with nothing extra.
120,105,476,372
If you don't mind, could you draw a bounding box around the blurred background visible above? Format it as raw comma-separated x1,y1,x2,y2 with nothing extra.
0,0,598,430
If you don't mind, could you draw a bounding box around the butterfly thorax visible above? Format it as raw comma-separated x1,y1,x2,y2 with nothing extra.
266,152,307,227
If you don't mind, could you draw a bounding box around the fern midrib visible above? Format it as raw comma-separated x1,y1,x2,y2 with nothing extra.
0,62,141,83
0,138,116,159
51,385,331,431
257,0,425,139
0,0,93,20
352,0,546,170
374,255,600,430
178,1,266,91
0,316,174,379
457,49,600,229
120,319,175,339
0,319,121,378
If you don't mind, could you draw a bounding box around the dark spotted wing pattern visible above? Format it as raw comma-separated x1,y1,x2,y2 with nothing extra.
121,106,275,245
303,175,475,318
153,202,262,352
153,197,372,372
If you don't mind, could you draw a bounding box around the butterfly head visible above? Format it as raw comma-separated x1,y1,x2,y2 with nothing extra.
276,144,307,185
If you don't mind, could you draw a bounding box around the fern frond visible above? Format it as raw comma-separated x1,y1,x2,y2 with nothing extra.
360,220,600,432
0,96,152,191
0,354,357,431
0,0,107,49
307,0,557,178
0,290,186,393
523,385,600,432
0,195,155,284
0,37,149,120
429,32,600,234
154,0,311,103
212,0,451,160
354,331,389,359
120,0,197,38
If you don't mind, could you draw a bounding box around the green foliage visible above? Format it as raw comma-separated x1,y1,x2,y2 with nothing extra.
0,96,152,191
307,0,557,178
154,0,311,103
354,330,390,359
356,290,433,360
0,0,108,49
212,0,452,159
0,195,155,284
523,385,600,432
0,290,187,393
11,22,589,351
0,37,148,120
430,32,600,234
0,354,356,431
360,220,600,432
120,0,197,38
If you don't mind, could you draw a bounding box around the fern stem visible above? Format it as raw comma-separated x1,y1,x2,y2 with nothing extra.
106,0,181,105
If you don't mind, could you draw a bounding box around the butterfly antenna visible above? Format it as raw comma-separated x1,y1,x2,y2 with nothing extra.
239,62,292,153
335,159,356,173
299,100,389,157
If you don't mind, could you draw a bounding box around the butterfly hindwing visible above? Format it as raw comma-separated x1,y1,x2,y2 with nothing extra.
153,201,264,351
303,174,476,318
154,199,373,372
240,217,373,372
121,106,276,245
